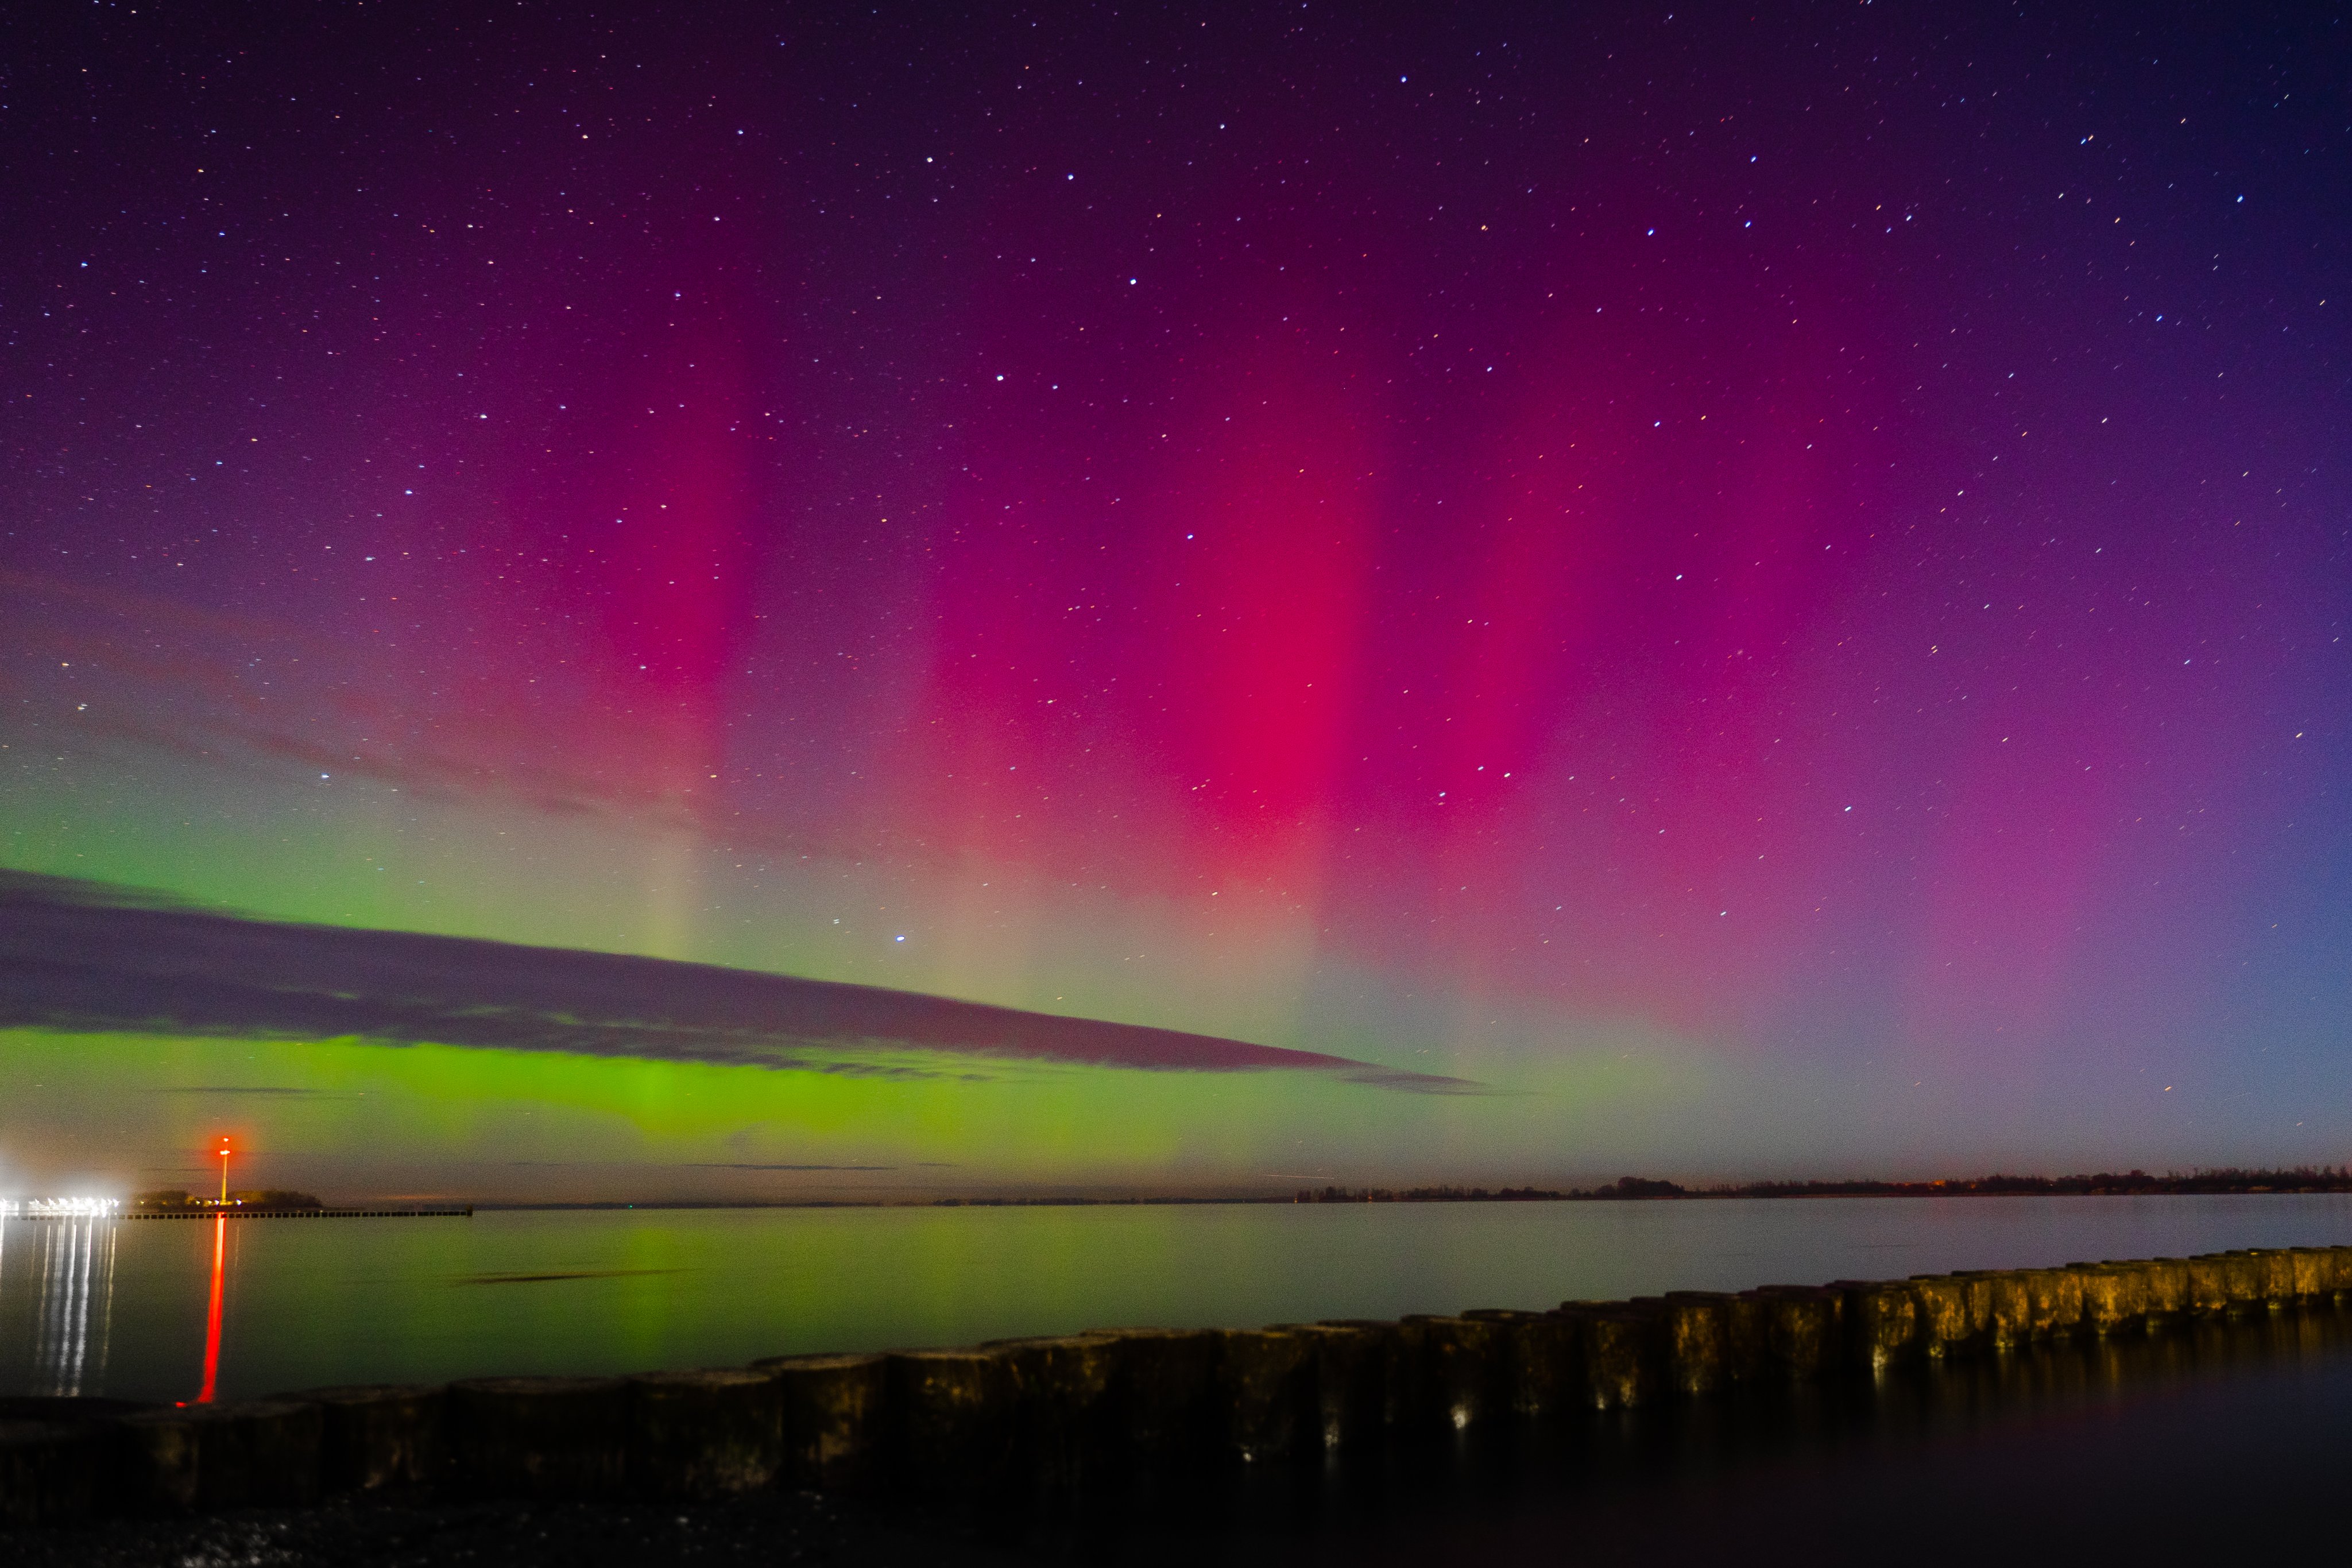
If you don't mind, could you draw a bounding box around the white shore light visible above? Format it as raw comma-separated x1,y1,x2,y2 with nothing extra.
0,1197,125,1218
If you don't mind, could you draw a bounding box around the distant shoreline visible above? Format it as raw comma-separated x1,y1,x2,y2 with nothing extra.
1294,1168,2352,1203
87,1167,2352,1216
443,1170,2352,1210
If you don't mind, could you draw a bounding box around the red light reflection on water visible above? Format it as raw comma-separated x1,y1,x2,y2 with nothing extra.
198,1214,225,1403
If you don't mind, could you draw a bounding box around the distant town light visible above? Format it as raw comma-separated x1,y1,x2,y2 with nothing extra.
0,1197,123,1218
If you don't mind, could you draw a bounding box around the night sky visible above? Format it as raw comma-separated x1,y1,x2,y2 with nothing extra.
3,2,2348,1197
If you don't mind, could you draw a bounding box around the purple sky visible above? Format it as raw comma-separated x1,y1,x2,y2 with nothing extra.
3,2,2347,1190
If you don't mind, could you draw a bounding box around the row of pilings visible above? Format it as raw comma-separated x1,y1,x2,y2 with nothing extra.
5,1244,2351,1528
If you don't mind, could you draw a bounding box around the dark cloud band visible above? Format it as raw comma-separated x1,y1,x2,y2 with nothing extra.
0,872,1474,1094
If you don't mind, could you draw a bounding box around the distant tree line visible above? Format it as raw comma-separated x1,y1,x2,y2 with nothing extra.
1294,1184,1579,1203
1713,1167,2352,1198
1294,1167,2352,1203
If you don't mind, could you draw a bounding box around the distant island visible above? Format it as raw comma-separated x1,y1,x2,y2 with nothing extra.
1291,1167,2352,1203
133,1187,325,1211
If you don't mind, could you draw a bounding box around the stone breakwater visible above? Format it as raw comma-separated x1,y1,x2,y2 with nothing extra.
4,1244,2349,1528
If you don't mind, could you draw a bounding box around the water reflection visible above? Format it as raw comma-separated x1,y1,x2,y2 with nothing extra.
988,1306,2352,1565
8,1198,2347,1404
0,1217,118,1396
199,1214,225,1403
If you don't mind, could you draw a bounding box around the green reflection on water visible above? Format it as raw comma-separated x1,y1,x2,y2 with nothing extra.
16,1196,2352,1406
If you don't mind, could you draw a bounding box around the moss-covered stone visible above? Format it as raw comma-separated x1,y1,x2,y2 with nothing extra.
2144,1257,2193,1316
2218,1252,2266,1310
2185,1255,2234,1315
1839,1281,1923,1368
1909,1275,1978,1356
2076,1264,2149,1333
1556,1303,1662,1408
2020,1268,2084,1338
1723,1291,1775,1380
1415,1314,1520,1431
2248,1249,2297,1306
1747,1286,1841,1376
1655,1292,1734,1395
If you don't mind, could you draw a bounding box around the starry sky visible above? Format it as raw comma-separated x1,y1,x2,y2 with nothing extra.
3,2,2348,1198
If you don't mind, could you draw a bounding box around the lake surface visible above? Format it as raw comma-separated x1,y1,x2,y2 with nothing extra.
4,1195,2349,1404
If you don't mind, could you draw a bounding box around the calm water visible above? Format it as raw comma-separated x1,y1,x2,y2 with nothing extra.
3,1195,2349,1404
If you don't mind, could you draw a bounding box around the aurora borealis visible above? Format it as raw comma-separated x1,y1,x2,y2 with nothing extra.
2,3,2347,1199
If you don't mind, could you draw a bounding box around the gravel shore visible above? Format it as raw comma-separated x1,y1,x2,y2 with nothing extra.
3,1490,1023,1568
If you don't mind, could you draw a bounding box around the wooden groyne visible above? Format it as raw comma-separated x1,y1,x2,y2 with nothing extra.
123,1208,474,1221
3,1244,2349,1527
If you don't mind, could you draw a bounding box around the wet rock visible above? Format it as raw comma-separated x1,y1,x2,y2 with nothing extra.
2021,1269,2084,1339
1275,1322,1391,1447
1401,1315,1511,1432
110,1408,202,1514
1083,1328,1224,1477
1723,1291,1775,1381
1464,1308,1579,1416
1836,1281,1922,1369
1557,1302,1662,1407
2287,1248,2334,1302
1908,1275,1979,1357
0,1418,106,1526
1215,1329,1320,1461
753,1352,888,1492
105,1399,328,1514
628,1368,784,1500
2143,1257,2193,1317
1746,1287,1840,1378
446,1376,628,1500
1960,1273,2001,1341
980,1334,1119,1505
2185,1255,2234,1315
301,1384,445,1493
885,1348,1022,1509
2075,1264,2149,1333
2217,1252,2265,1311
222,1401,328,1507
1657,1292,1734,1394
176,1400,325,1511
2246,1249,2297,1306
1320,1318,1433,1434
1965,1270,2035,1346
